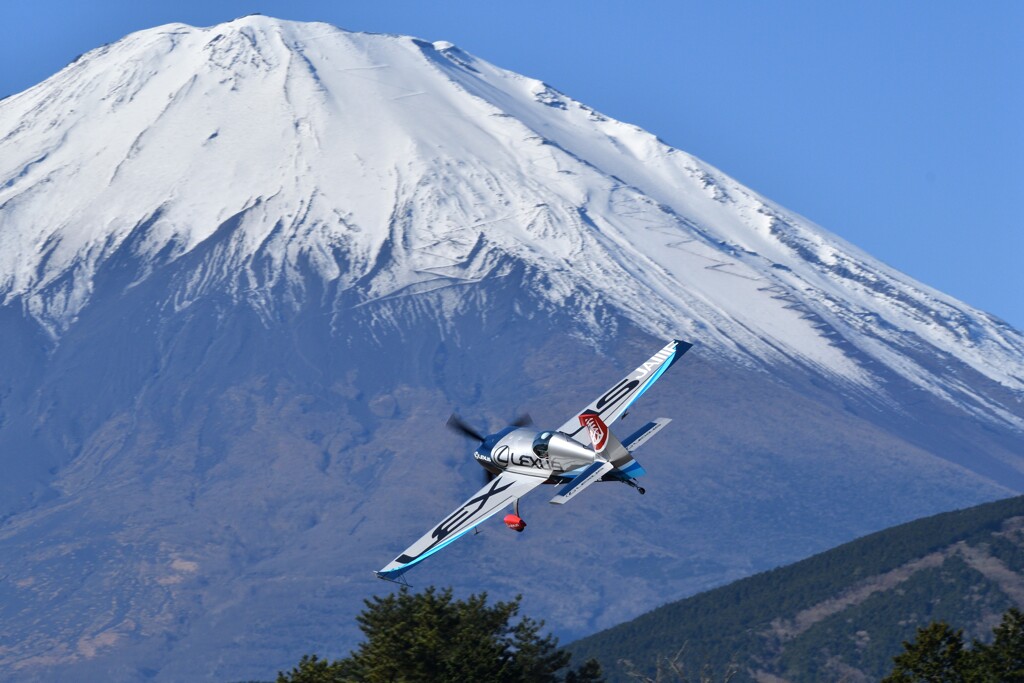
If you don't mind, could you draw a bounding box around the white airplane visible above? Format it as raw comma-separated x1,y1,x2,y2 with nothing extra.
376,339,692,581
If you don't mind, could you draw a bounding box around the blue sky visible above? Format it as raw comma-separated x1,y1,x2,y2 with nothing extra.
3,1,1022,327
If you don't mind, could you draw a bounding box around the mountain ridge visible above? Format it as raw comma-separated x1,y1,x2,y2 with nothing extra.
567,494,1024,682
2,17,1021,432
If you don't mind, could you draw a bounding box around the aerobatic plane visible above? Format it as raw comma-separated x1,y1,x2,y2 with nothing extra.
376,339,692,581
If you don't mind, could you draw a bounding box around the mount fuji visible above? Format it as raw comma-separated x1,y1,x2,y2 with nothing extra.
1,15,1022,682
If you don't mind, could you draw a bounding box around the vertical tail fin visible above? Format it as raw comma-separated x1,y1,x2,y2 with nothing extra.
580,411,633,467
579,411,610,452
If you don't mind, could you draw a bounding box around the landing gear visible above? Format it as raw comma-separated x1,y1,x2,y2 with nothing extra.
504,498,527,532
622,479,646,495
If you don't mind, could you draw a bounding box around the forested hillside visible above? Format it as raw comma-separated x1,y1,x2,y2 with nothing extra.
568,495,1024,682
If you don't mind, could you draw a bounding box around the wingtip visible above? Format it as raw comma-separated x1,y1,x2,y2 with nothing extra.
673,339,694,353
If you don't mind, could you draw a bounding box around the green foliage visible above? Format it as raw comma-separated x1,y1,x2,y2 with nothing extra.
565,658,606,683
882,622,972,683
277,586,603,683
973,607,1024,683
882,608,1024,682
276,654,345,683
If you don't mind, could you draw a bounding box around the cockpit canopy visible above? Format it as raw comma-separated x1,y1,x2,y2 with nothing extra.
532,431,553,457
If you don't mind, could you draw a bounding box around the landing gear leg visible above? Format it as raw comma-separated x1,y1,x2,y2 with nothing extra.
622,479,646,495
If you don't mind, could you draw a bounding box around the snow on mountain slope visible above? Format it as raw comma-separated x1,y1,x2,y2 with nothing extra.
1,16,1021,430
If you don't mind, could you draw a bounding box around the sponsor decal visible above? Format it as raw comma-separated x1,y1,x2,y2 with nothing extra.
596,378,640,413
579,411,608,452
635,347,673,379
493,444,561,472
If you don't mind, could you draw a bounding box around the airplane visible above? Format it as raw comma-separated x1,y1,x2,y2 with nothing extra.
376,338,692,582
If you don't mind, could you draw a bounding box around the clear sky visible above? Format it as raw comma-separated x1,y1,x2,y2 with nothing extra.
3,1,1022,328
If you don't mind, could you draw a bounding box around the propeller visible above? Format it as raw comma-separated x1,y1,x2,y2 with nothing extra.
446,414,485,442
511,413,533,428
447,413,534,485
447,412,534,441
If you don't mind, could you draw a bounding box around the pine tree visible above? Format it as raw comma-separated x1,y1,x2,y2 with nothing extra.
881,621,973,683
565,658,606,683
276,654,347,683
973,607,1024,683
883,608,1024,683
276,586,603,683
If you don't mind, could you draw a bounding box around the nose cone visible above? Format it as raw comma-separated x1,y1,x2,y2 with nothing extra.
475,436,496,461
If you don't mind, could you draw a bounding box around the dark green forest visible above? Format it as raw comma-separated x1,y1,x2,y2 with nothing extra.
568,495,1024,682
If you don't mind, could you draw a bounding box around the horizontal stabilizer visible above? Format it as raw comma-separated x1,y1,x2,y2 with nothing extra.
550,460,614,505
622,418,672,451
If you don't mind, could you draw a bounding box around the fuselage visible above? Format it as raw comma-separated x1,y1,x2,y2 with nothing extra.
473,427,598,483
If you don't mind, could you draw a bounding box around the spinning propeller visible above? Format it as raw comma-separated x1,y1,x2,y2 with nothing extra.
510,413,534,429
446,412,534,483
445,413,533,442
445,414,485,442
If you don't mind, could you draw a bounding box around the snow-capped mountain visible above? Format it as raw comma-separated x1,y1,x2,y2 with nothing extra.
3,15,1022,423
1,16,1021,682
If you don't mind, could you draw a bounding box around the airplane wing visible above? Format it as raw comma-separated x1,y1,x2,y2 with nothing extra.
377,471,546,581
557,339,691,445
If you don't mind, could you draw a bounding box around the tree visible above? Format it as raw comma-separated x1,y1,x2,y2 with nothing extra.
277,654,347,683
882,621,973,683
973,607,1024,683
565,658,606,683
883,608,1024,683
277,586,603,683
